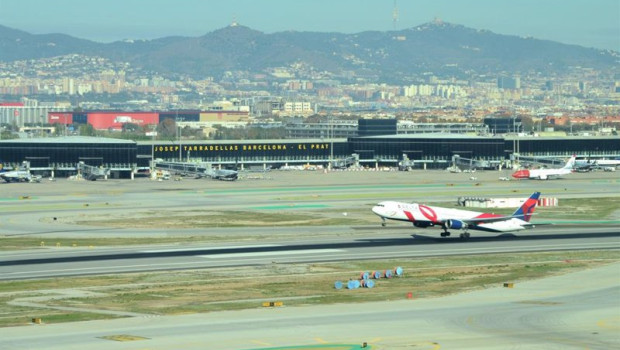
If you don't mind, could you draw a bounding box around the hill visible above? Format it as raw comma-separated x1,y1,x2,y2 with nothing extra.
0,21,617,83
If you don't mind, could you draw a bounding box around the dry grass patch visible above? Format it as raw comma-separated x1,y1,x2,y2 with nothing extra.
1,250,618,327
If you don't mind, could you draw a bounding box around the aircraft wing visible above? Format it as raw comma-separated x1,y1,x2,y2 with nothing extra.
460,214,546,226
459,215,516,225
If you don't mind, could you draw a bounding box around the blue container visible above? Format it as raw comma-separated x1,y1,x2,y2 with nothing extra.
334,281,343,289
395,266,403,276
365,279,375,288
347,280,357,289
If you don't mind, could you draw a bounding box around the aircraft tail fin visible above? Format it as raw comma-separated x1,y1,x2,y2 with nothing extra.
511,192,541,222
562,155,577,170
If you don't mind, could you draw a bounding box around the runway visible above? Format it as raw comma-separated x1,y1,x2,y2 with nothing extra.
2,226,619,280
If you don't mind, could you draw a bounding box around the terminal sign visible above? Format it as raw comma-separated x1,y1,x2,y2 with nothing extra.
154,143,330,155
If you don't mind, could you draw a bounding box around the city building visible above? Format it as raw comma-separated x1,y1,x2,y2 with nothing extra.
358,119,397,137
497,76,521,90
47,110,250,131
1,102,68,126
484,117,522,134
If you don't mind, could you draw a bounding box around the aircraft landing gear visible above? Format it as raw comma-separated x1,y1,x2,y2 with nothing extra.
440,224,451,237
459,232,470,239
381,218,386,227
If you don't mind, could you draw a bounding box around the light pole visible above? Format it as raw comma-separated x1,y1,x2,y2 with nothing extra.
329,116,333,170
150,124,157,171
178,122,182,161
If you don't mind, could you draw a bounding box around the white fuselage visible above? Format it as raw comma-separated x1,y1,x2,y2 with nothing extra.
595,159,620,167
0,170,32,182
372,201,529,233
512,156,576,180
516,167,572,180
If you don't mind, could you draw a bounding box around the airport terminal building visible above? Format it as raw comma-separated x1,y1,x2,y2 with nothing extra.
1,133,619,178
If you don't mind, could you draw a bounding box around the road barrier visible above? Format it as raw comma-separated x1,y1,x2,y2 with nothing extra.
262,301,283,307
336,267,404,291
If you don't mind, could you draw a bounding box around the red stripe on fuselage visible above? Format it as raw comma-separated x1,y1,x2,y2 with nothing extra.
473,212,503,224
403,210,415,222
419,205,440,224
474,213,503,219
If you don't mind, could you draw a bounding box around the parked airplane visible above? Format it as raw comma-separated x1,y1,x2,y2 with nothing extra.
511,155,576,180
372,192,541,238
151,160,238,181
574,156,620,172
573,158,596,172
593,157,620,168
0,161,41,183
201,167,238,181
0,170,40,183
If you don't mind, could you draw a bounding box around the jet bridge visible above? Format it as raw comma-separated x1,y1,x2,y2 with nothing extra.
451,154,498,171
77,161,110,181
331,154,358,169
153,161,205,177
398,154,416,171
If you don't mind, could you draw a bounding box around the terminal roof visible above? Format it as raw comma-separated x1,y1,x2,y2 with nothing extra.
0,136,135,144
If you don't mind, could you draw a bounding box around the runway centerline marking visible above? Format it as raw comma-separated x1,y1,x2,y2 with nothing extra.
141,244,280,253
199,249,343,258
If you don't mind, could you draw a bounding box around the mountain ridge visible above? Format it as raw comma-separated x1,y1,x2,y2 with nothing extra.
0,22,617,83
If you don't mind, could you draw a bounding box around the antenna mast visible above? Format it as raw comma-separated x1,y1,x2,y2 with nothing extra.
392,0,399,30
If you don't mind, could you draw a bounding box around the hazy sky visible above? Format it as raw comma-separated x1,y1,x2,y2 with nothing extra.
0,0,618,50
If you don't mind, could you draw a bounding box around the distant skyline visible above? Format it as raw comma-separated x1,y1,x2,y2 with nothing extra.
0,0,618,51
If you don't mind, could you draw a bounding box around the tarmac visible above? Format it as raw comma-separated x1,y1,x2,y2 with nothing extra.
0,168,619,349
1,261,618,349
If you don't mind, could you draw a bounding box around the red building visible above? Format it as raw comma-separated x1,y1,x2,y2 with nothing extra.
48,112,73,124
87,112,159,130
546,115,620,126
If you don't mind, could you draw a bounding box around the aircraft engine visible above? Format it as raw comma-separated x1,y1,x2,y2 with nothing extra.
413,221,433,228
445,219,466,229
538,174,548,180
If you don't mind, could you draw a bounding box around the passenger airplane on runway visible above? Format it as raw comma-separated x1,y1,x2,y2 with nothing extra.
512,155,576,180
372,192,541,238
